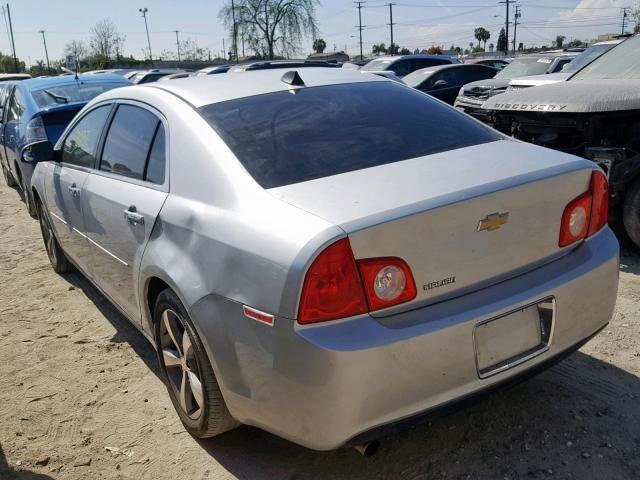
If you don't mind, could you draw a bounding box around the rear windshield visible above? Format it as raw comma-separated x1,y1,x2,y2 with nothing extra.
198,81,500,188
31,82,126,108
495,57,553,79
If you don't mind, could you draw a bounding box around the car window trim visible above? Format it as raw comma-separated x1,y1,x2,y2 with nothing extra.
93,99,169,192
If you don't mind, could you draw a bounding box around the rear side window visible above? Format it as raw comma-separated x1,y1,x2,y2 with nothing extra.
413,58,449,70
100,105,160,180
199,81,500,188
144,124,166,184
62,105,111,168
6,88,25,122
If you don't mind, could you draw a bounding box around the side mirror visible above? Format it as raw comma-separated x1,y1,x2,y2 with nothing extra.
21,141,58,163
433,79,448,89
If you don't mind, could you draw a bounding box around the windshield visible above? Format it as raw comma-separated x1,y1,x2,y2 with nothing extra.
573,36,640,80
31,82,127,108
198,82,499,188
362,58,394,71
564,43,618,73
495,57,552,79
403,69,437,87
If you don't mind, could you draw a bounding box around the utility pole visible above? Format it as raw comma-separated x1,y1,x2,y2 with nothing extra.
223,37,226,60
498,0,514,55
0,7,11,62
241,33,245,58
512,5,521,55
139,8,153,66
231,0,239,63
6,4,17,72
621,7,629,35
174,30,181,62
355,1,366,61
386,3,396,55
39,30,50,71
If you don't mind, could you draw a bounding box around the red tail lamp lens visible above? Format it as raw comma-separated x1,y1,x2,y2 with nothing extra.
588,170,609,236
298,238,368,324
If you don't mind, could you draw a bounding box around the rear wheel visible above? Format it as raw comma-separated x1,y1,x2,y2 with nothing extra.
1,162,16,187
25,188,38,218
154,289,238,438
623,178,640,249
37,199,74,273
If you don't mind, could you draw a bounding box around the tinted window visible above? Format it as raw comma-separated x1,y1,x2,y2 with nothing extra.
413,58,449,70
390,60,411,76
31,82,127,109
100,105,159,180
6,88,25,122
145,124,166,184
463,66,497,83
62,105,111,168
199,82,500,188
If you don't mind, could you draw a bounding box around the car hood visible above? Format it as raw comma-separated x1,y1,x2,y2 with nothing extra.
483,79,640,113
463,78,511,92
509,72,572,87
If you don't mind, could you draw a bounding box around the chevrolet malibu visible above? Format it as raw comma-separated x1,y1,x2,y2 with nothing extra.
29,68,619,451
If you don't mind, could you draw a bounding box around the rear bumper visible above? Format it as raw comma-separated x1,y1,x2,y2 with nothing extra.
190,228,619,450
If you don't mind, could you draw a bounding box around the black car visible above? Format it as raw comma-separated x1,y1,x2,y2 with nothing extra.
403,64,498,105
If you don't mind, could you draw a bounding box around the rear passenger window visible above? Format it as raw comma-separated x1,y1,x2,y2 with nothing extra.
144,124,165,184
62,105,111,168
100,105,159,181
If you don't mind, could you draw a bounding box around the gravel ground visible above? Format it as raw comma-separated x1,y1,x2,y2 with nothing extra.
0,179,638,480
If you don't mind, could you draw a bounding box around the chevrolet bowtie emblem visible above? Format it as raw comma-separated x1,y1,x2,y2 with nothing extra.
477,212,509,232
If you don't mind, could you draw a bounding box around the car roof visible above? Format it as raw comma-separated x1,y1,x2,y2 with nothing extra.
118,67,389,108
20,74,129,92
371,54,455,62
407,63,495,78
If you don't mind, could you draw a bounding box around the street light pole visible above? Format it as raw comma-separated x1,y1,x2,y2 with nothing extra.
139,7,153,66
175,30,181,62
39,30,50,71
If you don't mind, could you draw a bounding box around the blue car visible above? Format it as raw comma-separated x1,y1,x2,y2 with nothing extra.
0,74,131,216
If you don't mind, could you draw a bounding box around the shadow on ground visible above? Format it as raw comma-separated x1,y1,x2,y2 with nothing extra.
0,445,54,480
62,243,640,480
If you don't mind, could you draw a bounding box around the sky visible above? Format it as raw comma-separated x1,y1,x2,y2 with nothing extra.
3,0,638,66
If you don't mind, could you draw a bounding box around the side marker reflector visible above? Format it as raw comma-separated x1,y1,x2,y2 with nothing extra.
243,306,274,326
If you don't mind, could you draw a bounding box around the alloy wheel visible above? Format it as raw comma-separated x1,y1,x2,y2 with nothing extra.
160,309,204,420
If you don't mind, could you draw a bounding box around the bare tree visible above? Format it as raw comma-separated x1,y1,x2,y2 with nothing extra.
64,40,87,63
219,0,319,59
89,19,125,62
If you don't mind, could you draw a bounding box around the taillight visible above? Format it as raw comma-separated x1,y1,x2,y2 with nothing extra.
559,170,609,247
298,238,368,324
357,258,417,311
298,239,416,324
25,116,48,143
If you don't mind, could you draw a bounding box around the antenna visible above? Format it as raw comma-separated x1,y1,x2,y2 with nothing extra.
281,70,305,87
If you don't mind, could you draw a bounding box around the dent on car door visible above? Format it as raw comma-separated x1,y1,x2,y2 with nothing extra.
4,87,24,182
43,105,112,269
82,103,168,323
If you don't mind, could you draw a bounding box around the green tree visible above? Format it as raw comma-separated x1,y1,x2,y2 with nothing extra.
313,37,326,53
399,47,411,55
372,43,387,55
497,27,507,53
555,35,566,48
219,0,319,60
474,27,490,49
388,43,399,55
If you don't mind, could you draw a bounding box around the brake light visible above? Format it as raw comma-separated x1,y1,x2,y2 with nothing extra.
587,170,609,236
357,258,417,311
559,170,609,247
25,116,48,143
298,239,416,324
298,238,368,324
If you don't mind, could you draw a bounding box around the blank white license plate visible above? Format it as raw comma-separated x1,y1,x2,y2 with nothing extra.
474,303,547,377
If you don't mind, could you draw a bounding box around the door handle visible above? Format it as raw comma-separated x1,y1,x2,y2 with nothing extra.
124,206,144,225
67,184,81,197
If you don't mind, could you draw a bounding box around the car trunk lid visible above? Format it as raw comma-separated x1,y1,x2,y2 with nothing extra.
269,140,594,315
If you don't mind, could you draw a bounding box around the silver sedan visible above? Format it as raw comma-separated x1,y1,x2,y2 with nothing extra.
30,68,619,451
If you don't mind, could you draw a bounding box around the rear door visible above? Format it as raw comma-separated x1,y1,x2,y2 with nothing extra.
0,85,12,172
81,102,168,322
4,86,25,183
43,104,112,269
426,69,465,104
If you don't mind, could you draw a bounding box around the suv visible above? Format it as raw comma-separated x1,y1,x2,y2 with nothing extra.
0,74,130,216
483,35,640,247
454,52,579,121
360,54,460,78
131,69,187,84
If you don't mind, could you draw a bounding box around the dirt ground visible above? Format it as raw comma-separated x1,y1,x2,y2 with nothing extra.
0,179,638,480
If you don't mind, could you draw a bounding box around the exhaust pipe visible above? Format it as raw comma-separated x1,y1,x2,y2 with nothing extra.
354,440,380,457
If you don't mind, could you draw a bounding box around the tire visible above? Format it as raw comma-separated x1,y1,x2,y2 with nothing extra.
1,162,16,187
36,198,74,274
623,177,640,249
25,188,38,218
154,289,238,438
